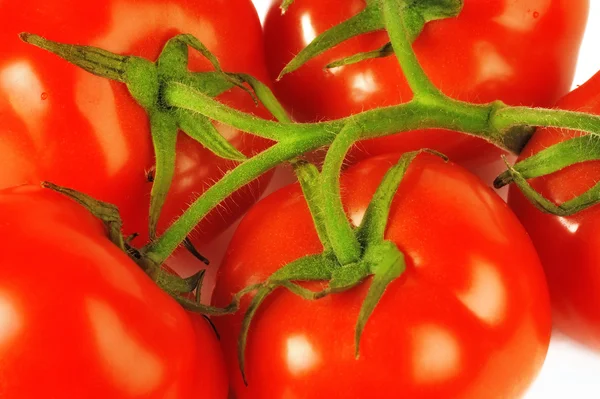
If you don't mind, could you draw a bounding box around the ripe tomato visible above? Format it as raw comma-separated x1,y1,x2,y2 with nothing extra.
0,0,272,274
212,153,551,398
263,0,589,172
0,186,227,398
507,71,600,349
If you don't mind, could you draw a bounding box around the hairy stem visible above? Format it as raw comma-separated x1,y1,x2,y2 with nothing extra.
381,0,442,99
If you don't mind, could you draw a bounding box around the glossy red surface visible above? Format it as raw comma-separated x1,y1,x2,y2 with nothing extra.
213,153,551,398
0,186,227,398
0,0,273,267
264,0,589,170
508,70,600,349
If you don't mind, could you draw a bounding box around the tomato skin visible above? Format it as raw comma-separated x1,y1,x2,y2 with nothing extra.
0,186,227,398
507,71,600,349
0,0,272,273
189,314,229,399
263,0,589,169
212,154,551,398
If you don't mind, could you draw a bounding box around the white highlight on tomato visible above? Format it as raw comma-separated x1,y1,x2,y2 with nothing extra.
0,292,21,348
351,70,379,102
0,61,48,142
493,0,550,32
301,13,317,46
474,41,514,84
457,256,507,326
86,298,164,395
75,74,129,177
349,208,366,227
215,122,242,143
558,217,580,234
412,324,461,384
285,334,320,376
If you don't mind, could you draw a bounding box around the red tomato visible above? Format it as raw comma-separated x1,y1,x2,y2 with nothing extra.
213,153,551,398
508,71,600,349
0,0,273,274
0,186,227,398
263,0,589,172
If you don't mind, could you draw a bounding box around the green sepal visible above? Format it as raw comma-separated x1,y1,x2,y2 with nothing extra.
280,0,294,13
20,33,129,82
328,262,369,292
237,253,338,384
233,73,292,122
238,286,274,385
41,182,128,252
148,112,179,240
269,253,338,282
182,237,210,265
185,72,237,98
155,268,205,295
40,182,204,292
278,3,384,79
357,149,446,246
278,0,463,77
402,0,464,40
502,156,600,216
494,135,600,188
326,42,394,69
357,151,420,247
355,241,405,357
177,109,247,161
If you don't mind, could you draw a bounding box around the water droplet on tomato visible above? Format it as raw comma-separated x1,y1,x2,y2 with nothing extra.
40,92,48,100
533,11,540,18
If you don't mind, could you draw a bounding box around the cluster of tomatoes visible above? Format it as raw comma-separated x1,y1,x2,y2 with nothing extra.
0,0,598,398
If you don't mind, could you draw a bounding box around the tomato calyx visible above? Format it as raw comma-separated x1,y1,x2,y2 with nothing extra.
494,135,600,216
20,32,259,240
276,0,463,79
40,181,211,298
228,151,443,385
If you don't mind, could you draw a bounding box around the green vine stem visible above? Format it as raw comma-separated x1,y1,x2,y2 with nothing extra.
320,122,363,265
382,0,443,99
145,89,600,264
19,1,600,273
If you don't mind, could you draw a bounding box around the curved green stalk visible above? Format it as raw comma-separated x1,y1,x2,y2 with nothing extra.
381,0,443,99
321,122,363,265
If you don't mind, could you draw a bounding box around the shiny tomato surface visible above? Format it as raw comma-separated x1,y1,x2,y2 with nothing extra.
0,186,227,398
264,0,589,170
508,70,600,349
213,153,551,398
0,0,273,272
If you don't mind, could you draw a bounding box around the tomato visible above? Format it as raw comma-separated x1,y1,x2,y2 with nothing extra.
263,0,589,172
507,70,600,349
212,153,551,398
0,0,273,275
189,314,229,399
0,186,227,398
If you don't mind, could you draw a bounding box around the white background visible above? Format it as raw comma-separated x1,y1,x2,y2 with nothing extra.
251,0,600,397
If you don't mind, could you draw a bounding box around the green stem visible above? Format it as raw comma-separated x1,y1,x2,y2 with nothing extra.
163,82,328,141
163,81,529,154
321,122,363,265
381,0,442,99
144,135,330,265
493,107,600,138
149,83,600,265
